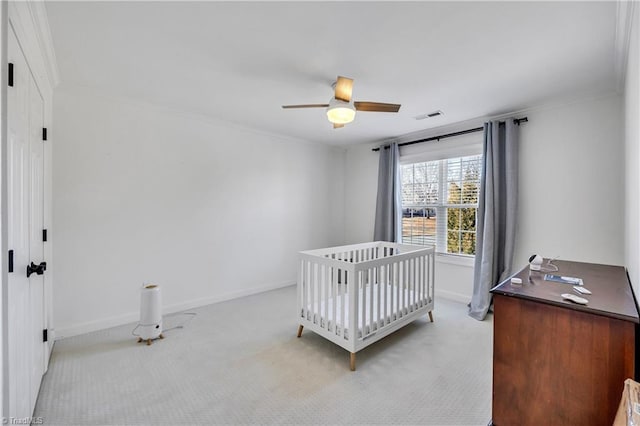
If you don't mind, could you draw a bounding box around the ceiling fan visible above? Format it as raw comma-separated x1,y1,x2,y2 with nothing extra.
282,76,401,129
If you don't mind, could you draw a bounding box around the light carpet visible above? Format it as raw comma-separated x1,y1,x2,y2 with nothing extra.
34,286,493,425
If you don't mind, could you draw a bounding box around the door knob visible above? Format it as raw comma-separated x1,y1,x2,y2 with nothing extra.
26,261,46,278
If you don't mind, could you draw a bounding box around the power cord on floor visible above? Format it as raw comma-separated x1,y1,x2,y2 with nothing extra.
162,312,197,332
131,312,197,336
131,324,141,337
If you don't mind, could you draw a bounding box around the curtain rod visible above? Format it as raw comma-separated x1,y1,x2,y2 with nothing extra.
371,117,528,152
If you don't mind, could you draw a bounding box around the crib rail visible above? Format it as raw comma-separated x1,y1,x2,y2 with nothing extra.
297,242,435,353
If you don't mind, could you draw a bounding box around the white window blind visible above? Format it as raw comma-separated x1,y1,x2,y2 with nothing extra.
401,154,482,256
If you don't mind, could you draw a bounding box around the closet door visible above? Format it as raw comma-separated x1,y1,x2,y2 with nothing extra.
7,27,46,418
28,56,45,412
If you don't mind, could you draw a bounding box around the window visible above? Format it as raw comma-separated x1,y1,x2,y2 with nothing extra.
401,154,482,255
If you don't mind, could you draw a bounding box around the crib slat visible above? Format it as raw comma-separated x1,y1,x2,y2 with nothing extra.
311,261,315,319
404,259,409,315
341,269,346,339
427,253,432,302
298,259,304,319
424,255,428,304
424,256,428,304
415,256,420,308
317,264,322,326
407,258,411,312
322,264,327,329
304,261,311,320
419,255,424,307
403,259,407,316
410,258,415,311
361,270,365,338
391,261,395,320
396,260,401,319
369,268,374,335
313,262,319,324
375,268,380,329
410,258,413,312
331,267,337,334
424,255,428,305
394,262,404,319
404,259,415,314
408,258,413,312
411,257,416,310
416,257,420,309
431,253,435,302
381,264,386,326
417,256,421,307
349,270,358,342
387,262,393,324
424,255,428,306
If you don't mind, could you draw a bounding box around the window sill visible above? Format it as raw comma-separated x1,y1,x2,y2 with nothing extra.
435,253,475,268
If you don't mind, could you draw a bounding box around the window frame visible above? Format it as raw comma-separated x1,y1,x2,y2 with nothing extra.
399,133,483,258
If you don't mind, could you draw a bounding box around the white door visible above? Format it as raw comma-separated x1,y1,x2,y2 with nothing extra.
28,55,45,412
7,27,46,419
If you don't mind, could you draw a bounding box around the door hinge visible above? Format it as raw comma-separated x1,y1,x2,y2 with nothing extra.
8,63,13,87
43,329,48,343
8,250,13,273
43,229,47,242
42,128,47,141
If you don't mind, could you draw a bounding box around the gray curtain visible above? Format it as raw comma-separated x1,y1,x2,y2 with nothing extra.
469,120,519,321
373,143,401,242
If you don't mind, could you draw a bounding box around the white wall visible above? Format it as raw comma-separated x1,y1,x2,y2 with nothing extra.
514,94,624,266
53,88,345,337
344,94,625,302
344,142,378,244
625,4,640,294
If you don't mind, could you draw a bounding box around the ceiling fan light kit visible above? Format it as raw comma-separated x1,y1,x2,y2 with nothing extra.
326,98,356,124
282,75,401,129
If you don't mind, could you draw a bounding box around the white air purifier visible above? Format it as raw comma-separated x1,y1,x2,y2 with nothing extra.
137,284,163,345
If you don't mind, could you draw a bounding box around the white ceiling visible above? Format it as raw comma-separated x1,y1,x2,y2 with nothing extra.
45,1,619,146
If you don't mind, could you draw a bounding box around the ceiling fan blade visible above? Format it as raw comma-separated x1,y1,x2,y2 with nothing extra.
354,102,401,113
282,104,330,109
334,76,354,102
333,123,345,129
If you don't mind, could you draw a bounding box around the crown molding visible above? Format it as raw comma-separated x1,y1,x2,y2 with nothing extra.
27,1,60,89
614,0,636,93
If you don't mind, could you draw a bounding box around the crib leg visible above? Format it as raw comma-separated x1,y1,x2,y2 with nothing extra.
428,311,434,323
350,352,356,371
297,325,304,338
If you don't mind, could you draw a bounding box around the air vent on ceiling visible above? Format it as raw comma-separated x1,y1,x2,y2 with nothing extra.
414,110,444,120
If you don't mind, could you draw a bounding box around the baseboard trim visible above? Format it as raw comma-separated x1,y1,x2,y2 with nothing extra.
435,289,470,304
55,281,295,339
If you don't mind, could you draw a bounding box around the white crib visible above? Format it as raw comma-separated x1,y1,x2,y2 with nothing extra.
297,241,435,370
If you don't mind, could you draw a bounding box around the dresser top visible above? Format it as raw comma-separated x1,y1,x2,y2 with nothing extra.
491,259,639,323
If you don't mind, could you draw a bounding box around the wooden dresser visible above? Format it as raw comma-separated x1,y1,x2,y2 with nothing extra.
490,260,639,426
